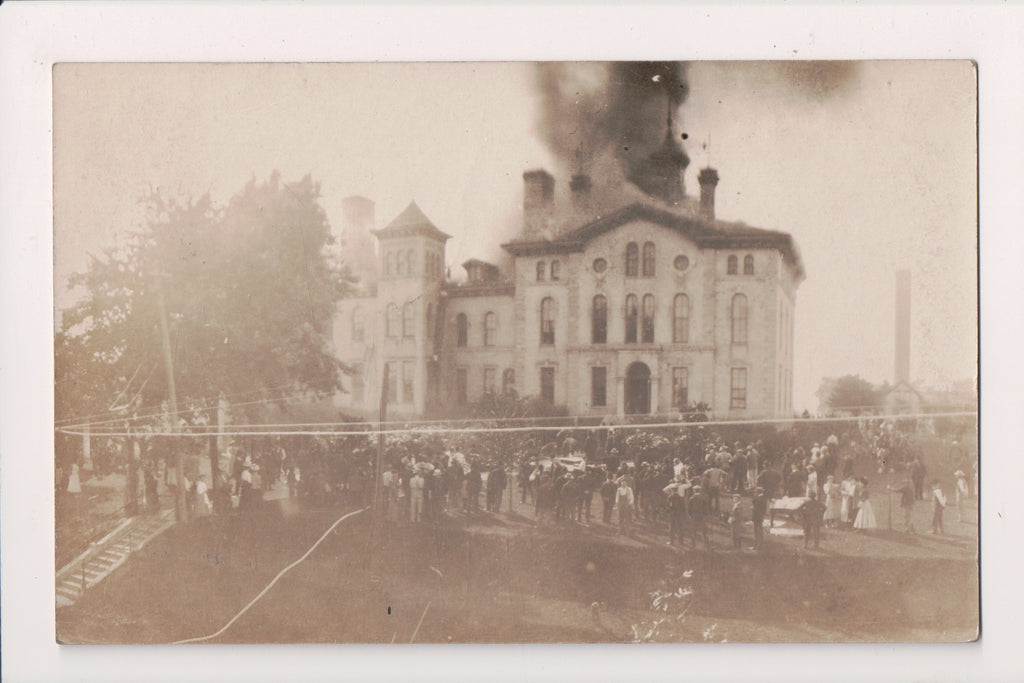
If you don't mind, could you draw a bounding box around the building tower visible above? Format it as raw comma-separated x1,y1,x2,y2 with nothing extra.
895,269,911,384
371,201,451,416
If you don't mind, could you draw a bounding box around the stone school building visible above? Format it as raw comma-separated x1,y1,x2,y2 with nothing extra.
333,161,804,420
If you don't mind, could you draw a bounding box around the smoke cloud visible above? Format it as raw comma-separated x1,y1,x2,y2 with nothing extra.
533,62,690,211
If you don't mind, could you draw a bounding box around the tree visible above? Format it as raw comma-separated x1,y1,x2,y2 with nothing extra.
826,374,882,415
56,173,352,490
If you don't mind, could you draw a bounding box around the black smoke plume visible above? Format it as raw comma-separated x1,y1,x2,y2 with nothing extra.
534,61,690,208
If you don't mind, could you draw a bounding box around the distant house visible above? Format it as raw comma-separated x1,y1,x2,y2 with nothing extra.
883,380,924,415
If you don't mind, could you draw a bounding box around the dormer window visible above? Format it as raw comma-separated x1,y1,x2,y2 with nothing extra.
727,254,738,275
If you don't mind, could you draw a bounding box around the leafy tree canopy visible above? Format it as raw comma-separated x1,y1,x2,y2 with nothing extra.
826,374,882,415
57,172,352,428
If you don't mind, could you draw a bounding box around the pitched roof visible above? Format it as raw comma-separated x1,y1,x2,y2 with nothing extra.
501,201,805,281
372,201,452,242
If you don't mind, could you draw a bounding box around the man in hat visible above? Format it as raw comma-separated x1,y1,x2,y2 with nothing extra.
688,485,711,550
799,490,827,549
888,477,916,533
751,486,768,549
409,469,426,523
703,464,725,514
665,479,690,547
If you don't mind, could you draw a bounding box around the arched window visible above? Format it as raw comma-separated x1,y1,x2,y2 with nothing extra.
484,312,497,346
743,254,754,275
540,297,555,345
406,249,416,276
732,293,748,344
402,302,415,338
456,313,468,347
502,368,516,395
352,307,365,343
625,242,639,277
625,294,639,344
673,294,689,343
397,250,408,276
642,294,655,343
592,294,608,344
386,251,396,277
386,303,400,338
550,260,561,281
727,254,738,275
536,261,546,281
642,242,656,277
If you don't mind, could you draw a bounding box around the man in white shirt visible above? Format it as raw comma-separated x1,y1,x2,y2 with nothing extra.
410,471,426,523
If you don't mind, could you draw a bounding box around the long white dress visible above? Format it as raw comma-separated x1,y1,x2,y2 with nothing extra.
853,487,877,529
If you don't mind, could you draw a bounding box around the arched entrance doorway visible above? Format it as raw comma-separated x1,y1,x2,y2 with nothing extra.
625,362,651,415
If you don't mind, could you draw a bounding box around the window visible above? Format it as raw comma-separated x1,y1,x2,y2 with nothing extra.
455,368,468,405
642,242,656,277
386,304,400,338
502,368,515,395
592,295,608,344
536,261,546,281
743,254,754,275
731,294,748,344
402,361,415,403
592,257,607,274
483,368,496,396
550,260,560,281
352,363,365,404
625,242,639,277
456,313,468,347
385,251,395,277
540,297,555,345
402,302,415,338
406,250,416,276
591,366,607,407
727,254,738,275
642,294,655,343
396,250,407,276
540,367,555,403
386,362,398,404
625,294,639,344
352,307,365,343
673,294,689,343
674,254,689,271
730,368,747,409
672,367,689,410
484,312,497,346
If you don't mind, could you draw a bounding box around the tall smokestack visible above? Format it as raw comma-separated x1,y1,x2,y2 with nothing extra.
894,270,911,384
341,195,377,284
523,169,555,238
698,167,719,221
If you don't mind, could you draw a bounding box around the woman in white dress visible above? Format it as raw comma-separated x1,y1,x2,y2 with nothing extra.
853,477,877,530
822,475,840,527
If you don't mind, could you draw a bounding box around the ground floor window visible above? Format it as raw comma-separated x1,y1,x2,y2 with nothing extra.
386,363,398,404
402,361,415,404
591,366,607,407
672,366,688,409
502,368,515,395
352,363,364,404
540,366,555,404
455,368,468,405
730,367,747,409
483,367,496,396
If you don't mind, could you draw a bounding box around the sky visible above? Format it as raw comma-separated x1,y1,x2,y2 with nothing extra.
53,61,978,412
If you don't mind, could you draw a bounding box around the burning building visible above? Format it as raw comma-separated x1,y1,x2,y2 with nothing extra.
333,63,805,419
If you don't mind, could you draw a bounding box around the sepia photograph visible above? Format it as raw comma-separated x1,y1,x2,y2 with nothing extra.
51,60,979,646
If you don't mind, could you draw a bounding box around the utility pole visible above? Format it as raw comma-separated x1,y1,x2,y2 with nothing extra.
156,273,186,523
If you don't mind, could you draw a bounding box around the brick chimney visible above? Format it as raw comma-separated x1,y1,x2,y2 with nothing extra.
698,168,719,221
523,169,555,238
570,173,592,213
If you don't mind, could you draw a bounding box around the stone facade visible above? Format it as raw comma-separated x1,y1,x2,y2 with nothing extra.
332,170,804,420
